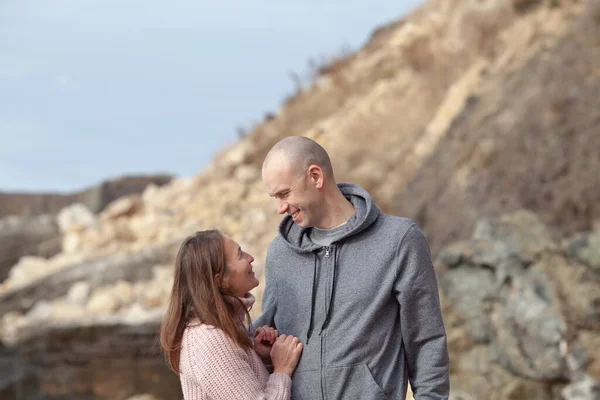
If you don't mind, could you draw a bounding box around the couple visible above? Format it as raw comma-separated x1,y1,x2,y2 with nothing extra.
160,136,450,399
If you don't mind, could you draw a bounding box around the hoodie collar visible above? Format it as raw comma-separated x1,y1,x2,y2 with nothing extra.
278,183,380,253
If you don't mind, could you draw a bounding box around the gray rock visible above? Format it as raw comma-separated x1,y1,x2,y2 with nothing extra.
472,210,557,264
562,375,600,400
12,318,181,400
491,271,568,381
439,210,600,397
440,265,496,342
564,231,600,275
0,214,61,283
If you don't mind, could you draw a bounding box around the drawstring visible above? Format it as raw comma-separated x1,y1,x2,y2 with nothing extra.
319,244,340,336
306,252,318,344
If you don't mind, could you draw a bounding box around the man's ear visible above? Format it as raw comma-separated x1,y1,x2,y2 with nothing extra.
308,165,324,189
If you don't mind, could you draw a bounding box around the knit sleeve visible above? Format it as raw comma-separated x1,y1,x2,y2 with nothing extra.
181,326,291,400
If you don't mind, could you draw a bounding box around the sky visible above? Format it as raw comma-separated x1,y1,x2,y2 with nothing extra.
0,0,421,193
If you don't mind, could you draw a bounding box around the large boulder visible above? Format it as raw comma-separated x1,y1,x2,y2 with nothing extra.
0,239,182,400
3,318,180,400
438,210,600,398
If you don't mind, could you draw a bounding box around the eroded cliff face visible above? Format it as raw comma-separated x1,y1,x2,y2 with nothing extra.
1,0,599,397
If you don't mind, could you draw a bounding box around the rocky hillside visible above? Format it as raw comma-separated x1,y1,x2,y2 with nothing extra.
0,174,173,218
0,175,173,289
1,0,599,398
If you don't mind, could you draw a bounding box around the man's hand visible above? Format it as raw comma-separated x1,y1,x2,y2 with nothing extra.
253,325,278,361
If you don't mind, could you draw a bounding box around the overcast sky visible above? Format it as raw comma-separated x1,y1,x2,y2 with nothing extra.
0,0,420,193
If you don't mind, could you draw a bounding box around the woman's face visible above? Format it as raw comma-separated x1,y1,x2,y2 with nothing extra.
221,235,259,297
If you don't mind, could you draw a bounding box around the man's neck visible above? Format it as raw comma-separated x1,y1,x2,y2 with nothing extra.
314,190,355,230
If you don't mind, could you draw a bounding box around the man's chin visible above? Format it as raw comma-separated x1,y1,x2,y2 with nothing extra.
297,220,312,228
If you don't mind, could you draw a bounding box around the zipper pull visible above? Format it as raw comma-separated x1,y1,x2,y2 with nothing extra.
325,247,330,258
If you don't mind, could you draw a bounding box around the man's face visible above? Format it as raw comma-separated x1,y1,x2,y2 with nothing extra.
262,161,320,228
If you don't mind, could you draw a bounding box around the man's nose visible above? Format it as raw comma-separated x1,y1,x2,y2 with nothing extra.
277,200,288,215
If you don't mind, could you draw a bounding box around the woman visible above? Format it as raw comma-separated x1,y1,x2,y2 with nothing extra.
160,230,302,400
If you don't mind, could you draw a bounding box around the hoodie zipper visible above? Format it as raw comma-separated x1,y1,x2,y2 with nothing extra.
318,246,330,400
321,246,334,399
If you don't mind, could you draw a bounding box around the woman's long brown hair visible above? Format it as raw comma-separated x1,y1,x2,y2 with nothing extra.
160,230,252,374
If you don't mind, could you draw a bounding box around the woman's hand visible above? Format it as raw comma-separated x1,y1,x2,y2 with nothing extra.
270,334,303,377
253,325,278,361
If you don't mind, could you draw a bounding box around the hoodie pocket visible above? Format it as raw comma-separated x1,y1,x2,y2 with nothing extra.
325,363,387,399
291,369,323,400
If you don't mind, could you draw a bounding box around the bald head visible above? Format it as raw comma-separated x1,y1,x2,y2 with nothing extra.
262,136,334,180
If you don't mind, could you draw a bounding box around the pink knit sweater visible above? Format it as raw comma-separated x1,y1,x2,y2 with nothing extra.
179,294,291,400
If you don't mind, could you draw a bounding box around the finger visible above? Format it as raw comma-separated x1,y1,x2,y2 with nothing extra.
278,334,287,343
285,335,296,343
253,327,264,339
254,329,265,341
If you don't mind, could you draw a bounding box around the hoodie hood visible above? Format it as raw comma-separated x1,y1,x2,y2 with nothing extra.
277,183,380,252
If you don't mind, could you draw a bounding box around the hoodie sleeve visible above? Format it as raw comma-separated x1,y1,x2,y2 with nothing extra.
394,224,450,399
252,242,278,332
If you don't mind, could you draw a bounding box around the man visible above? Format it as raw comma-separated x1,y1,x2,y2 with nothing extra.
253,136,449,399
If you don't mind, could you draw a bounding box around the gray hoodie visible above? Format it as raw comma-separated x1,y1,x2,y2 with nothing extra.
253,183,449,399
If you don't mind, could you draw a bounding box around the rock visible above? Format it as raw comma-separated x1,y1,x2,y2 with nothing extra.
26,301,53,322
472,210,557,263
49,301,86,321
535,254,600,331
87,289,120,314
564,230,600,275
113,280,134,305
439,264,496,342
234,165,260,183
134,281,166,309
126,395,161,400
562,375,600,400
62,231,83,254
0,239,180,317
56,203,97,233
0,175,173,219
122,304,163,325
100,195,143,221
0,214,61,283
7,256,48,289
82,175,172,214
9,318,181,400
219,141,254,168
439,211,600,397
489,270,569,381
